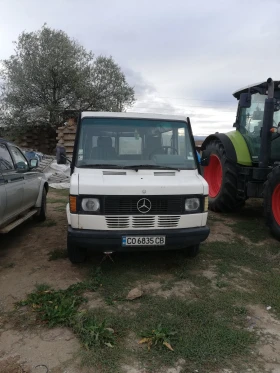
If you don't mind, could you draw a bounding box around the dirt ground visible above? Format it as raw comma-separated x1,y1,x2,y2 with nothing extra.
0,190,280,373
0,190,88,373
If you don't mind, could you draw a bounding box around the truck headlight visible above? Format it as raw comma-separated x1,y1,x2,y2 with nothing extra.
82,198,100,212
185,198,200,212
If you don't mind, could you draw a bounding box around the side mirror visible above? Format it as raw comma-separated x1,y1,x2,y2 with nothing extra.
16,161,28,172
30,158,38,169
239,92,251,109
200,150,210,167
56,146,67,165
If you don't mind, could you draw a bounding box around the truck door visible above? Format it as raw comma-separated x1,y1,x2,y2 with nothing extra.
0,143,24,223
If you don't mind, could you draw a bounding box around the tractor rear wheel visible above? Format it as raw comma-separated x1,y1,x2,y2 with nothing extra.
264,166,280,240
203,140,244,212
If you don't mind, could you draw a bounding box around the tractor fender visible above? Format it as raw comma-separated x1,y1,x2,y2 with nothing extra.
201,133,237,164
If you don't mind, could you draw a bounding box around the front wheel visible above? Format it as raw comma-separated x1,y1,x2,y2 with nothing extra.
34,188,47,222
183,244,200,258
203,139,245,212
264,166,280,240
67,237,87,264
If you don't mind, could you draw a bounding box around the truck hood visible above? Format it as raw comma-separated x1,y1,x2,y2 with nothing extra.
73,168,208,195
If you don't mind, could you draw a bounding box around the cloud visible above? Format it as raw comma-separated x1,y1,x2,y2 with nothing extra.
122,68,156,96
1,0,280,135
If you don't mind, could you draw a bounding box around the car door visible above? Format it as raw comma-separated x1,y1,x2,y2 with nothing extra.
0,169,7,227
9,145,41,210
0,142,24,224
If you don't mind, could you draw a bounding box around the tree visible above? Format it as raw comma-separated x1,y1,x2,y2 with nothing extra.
80,56,135,112
0,25,135,129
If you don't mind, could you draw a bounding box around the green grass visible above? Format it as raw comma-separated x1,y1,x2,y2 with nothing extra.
226,219,270,243
50,189,70,197
16,271,102,325
48,249,68,261
47,198,68,204
40,219,57,227
76,293,256,372
203,240,277,272
208,211,225,222
66,250,260,371
255,271,280,316
140,324,177,351
72,312,115,349
136,295,255,364
203,241,280,316
14,236,280,372
17,283,86,327
54,205,67,212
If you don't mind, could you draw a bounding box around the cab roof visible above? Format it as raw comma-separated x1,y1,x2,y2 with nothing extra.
233,80,280,99
81,112,189,122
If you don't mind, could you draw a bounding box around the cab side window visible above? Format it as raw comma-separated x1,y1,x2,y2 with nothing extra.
0,143,14,171
10,146,29,171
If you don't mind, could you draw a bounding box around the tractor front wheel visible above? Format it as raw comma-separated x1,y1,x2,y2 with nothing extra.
203,140,244,212
264,166,280,240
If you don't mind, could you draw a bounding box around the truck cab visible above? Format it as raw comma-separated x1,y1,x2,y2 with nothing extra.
59,112,209,263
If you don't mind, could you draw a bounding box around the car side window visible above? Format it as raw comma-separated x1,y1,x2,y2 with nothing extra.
0,143,14,171
10,146,29,171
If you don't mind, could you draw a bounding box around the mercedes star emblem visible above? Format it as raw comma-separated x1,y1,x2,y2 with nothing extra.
137,198,152,214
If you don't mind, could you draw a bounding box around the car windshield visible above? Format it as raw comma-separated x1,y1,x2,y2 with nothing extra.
75,117,197,170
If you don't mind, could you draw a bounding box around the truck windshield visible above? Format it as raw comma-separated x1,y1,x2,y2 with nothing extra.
75,117,197,170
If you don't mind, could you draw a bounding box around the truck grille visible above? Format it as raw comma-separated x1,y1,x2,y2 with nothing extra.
103,196,184,215
105,216,180,229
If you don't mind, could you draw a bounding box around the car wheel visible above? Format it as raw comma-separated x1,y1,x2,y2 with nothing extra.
34,188,47,222
183,244,200,258
264,166,280,240
67,238,87,264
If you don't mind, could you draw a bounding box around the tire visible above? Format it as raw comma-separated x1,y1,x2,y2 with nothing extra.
264,166,280,240
34,188,47,222
184,244,200,258
67,237,87,264
203,140,245,212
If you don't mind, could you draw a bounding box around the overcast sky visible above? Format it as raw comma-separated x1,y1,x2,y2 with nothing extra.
1,0,280,135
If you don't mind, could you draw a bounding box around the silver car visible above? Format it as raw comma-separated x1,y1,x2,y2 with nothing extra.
0,138,48,233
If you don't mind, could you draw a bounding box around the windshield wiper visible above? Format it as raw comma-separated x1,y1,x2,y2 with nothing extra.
78,164,124,169
122,164,181,172
78,164,182,171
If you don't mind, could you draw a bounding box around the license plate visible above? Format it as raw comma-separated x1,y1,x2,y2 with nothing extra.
122,236,166,247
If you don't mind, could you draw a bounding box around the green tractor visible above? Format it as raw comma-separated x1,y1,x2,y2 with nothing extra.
201,78,280,239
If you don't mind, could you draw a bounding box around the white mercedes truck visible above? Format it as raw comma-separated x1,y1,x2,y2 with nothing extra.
57,112,209,263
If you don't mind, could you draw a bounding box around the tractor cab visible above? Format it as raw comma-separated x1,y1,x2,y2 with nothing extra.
202,78,280,241
233,80,280,164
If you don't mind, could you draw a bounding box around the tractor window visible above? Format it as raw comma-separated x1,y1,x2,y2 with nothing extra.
239,93,265,161
239,93,280,162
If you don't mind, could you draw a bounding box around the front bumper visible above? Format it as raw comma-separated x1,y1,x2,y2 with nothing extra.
68,226,210,252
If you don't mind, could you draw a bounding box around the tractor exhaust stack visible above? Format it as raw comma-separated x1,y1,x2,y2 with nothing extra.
259,78,274,168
